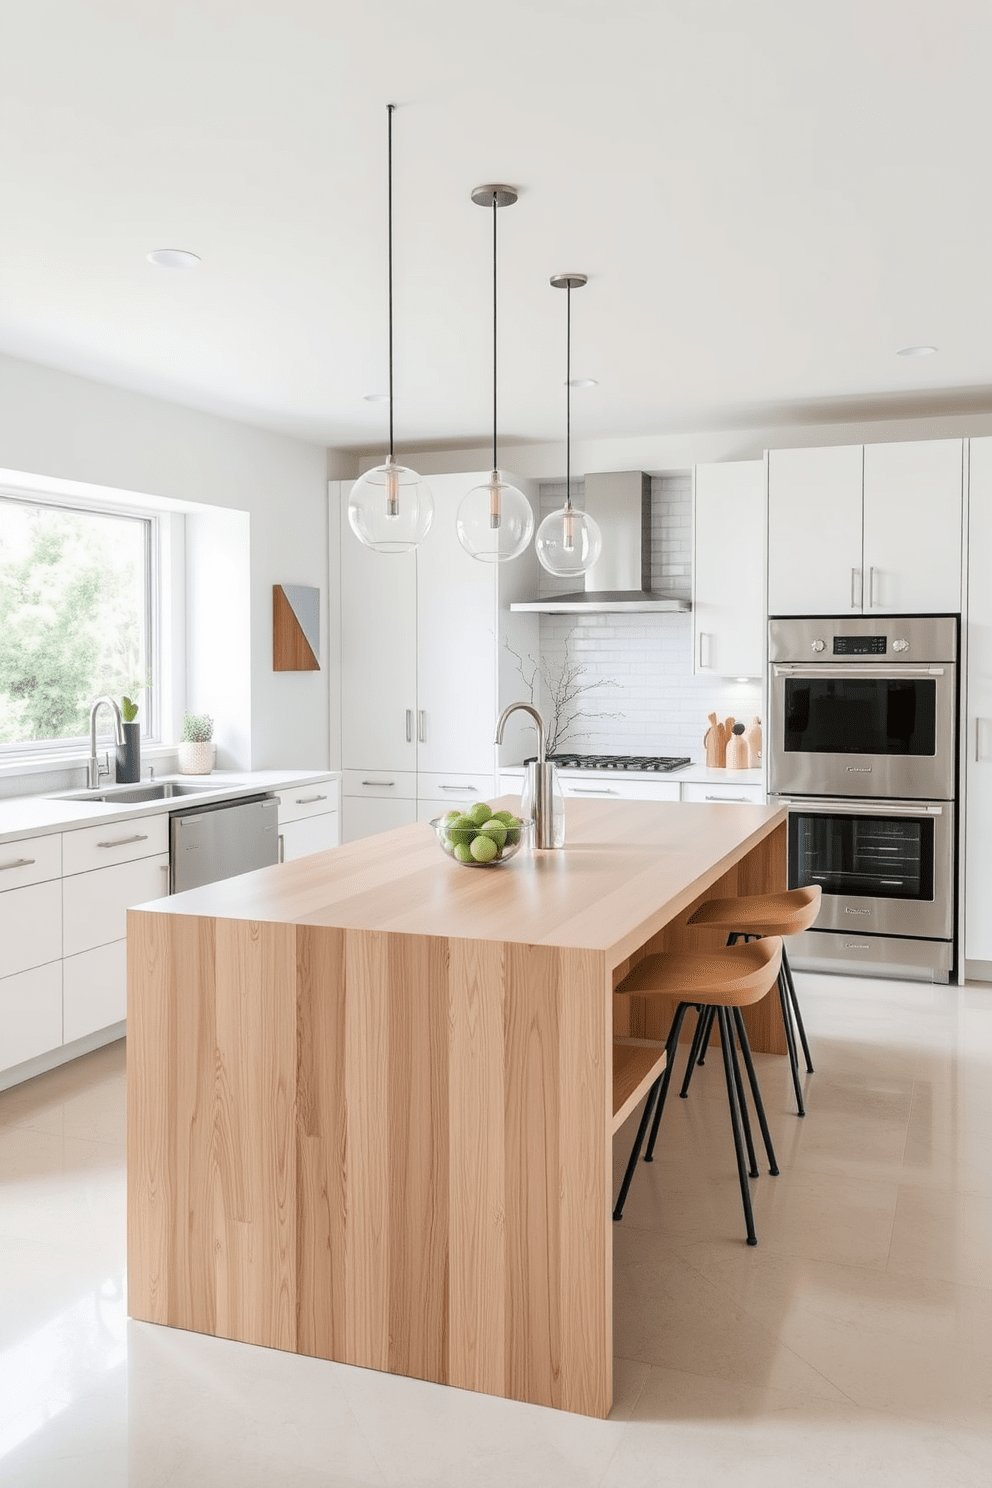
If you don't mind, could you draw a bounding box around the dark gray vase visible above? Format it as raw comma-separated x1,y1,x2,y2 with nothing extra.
115,722,141,784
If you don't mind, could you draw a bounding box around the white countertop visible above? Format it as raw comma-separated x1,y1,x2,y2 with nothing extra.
499,762,763,787
0,770,340,846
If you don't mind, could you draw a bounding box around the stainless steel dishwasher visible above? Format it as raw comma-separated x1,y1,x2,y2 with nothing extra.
170,793,279,893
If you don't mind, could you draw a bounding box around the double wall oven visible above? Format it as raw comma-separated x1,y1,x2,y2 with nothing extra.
768,615,958,982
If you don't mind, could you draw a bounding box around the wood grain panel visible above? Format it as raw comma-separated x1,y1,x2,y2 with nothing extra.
295,924,347,1359
273,584,319,671
447,937,507,1398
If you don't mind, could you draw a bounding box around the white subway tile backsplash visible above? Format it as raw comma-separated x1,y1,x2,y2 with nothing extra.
533,474,761,759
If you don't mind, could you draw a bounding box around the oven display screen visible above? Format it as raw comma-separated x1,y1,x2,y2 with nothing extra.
788,811,934,901
833,636,887,655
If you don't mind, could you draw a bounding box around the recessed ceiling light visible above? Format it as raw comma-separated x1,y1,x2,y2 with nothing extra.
896,345,937,357
147,248,201,270
363,393,391,403
567,378,598,388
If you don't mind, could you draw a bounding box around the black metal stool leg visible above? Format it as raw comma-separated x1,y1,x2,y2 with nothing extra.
732,1007,780,1176
778,969,806,1117
644,1002,692,1163
694,1004,716,1068
782,943,814,1073
678,1004,708,1098
613,1074,661,1221
716,1007,758,1245
726,1014,759,1178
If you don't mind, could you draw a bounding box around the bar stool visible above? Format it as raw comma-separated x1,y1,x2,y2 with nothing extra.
682,885,820,1117
612,937,783,1246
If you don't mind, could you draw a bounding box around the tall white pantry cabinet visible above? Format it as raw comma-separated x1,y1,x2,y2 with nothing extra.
333,474,541,841
966,439,992,971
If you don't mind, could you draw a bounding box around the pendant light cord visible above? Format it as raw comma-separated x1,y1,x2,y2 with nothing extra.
565,282,572,512
492,195,498,474
387,103,395,462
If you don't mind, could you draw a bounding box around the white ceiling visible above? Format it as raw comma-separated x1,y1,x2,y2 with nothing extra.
2,0,991,453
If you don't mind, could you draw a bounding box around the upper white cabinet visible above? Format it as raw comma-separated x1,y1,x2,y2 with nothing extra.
862,441,964,614
335,474,540,840
767,439,963,616
965,438,992,966
693,460,766,677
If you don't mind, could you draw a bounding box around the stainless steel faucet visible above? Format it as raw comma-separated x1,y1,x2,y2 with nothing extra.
494,701,562,848
87,696,125,789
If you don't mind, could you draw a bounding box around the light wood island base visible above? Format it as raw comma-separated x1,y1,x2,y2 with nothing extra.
127,799,786,1418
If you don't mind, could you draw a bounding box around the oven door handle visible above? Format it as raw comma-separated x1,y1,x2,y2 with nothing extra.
771,664,945,679
775,796,944,816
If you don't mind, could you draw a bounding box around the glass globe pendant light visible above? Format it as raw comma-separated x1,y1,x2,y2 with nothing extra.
455,186,534,563
535,273,603,578
348,105,433,554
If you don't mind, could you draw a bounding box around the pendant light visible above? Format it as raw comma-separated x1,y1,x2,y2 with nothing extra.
535,273,602,577
455,185,535,563
349,105,433,554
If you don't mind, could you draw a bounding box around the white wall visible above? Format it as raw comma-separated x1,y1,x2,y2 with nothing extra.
0,352,329,769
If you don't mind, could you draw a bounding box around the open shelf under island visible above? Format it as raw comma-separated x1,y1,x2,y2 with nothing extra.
126,796,788,1418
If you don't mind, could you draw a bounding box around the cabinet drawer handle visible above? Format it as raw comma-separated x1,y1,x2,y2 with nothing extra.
278,833,285,864
572,787,618,795
868,566,877,608
294,794,328,804
361,780,396,787
96,834,148,848
704,794,752,802
0,857,36,871
851,567,861,609
406,709,413,743
698,631,712,669
418,709,426,744
439,784,477,792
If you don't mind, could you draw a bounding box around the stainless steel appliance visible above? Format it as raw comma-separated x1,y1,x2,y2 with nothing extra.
523,753,692,772
769,615,957,800
768,615,959,982
170,793,279,893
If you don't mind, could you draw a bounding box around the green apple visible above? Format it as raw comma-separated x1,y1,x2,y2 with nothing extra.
468,801,493,826
470,833,499,863
453,842,474,862
479,819,507,849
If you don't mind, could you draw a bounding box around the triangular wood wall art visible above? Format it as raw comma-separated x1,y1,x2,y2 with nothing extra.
273,584,320,671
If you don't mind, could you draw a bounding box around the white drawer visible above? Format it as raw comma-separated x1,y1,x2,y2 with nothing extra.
63,853,170,956
561,777,681,803
279,812,340,861
63,940,127,1044
681,782,766,805
62,813,169,875
0,961,63,1070
342,770,417,800
0,832,61,892
0,880,62,979
276,780,339,824
417,772,495,806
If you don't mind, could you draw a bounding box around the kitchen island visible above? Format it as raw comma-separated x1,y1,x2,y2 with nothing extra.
127,797,786,1418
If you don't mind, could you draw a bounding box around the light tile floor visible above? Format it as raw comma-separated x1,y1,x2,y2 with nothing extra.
1,972,990,1486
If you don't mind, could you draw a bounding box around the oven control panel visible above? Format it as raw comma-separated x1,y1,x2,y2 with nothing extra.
832,635,887,655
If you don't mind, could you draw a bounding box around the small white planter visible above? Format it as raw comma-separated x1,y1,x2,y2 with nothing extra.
177,741,215,775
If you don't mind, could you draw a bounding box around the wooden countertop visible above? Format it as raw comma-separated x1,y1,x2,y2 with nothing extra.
138,797,787,970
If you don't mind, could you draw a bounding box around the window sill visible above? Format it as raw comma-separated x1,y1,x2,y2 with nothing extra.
0,743,178,782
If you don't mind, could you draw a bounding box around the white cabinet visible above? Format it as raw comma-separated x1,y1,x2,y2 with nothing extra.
63,854,169,956
965,438,992,966
63,941,127,1044
862,441,963,613
0,878,62,980
335,474,540,841
561,778,681,803
275,779,340,862
0,962,63,1070
693,460,766,678
681,782,765,805
767,440,963,616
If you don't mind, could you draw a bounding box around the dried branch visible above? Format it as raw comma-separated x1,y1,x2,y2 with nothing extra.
504,635,622,755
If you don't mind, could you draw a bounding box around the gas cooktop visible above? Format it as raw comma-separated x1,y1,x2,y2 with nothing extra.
523,753,692,773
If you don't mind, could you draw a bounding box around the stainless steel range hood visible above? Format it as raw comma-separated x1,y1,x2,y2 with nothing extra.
510,470,690,613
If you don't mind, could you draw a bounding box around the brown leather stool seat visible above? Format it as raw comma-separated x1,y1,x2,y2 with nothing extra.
613,936,783,1246
685,885,820,1116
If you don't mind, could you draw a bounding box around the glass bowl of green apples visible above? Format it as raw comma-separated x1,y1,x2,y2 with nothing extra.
431,803,532,867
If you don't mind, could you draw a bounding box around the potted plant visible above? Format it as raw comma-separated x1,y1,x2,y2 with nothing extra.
178,712,214,775
116,682,147,784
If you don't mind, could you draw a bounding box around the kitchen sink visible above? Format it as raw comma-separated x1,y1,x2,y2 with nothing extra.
54,781,224,804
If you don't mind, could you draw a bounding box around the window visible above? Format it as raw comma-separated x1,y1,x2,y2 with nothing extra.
0,495,156,752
